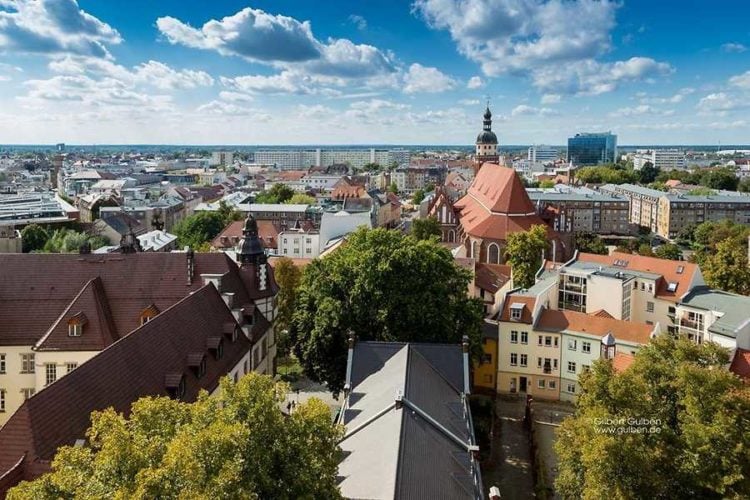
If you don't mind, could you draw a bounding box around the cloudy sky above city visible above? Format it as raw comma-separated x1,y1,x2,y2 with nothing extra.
0,0,749,145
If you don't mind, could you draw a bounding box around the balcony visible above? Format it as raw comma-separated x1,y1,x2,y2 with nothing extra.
679,318,703,330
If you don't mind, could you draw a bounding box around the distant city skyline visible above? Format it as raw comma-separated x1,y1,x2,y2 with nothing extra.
0,0,749,145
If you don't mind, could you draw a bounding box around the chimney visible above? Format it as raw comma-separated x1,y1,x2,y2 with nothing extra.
462,335,471,395
344,331,356,395
489,486,501,500
186,247,195,285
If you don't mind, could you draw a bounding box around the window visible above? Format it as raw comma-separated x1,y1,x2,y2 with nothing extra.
520,332,528,344
537,357,542,368
68,323,82,336
216,341,224,360
538,335,543,346
567,383,576,394
243,359,248,375
646,301,654,313
538,379,546,389
481,353,492,364
582,364,590,372
66,363,78,373
553,359,558,369
568,339,577,351
0,354,5,374
21,353,35,374
554,337,559,347
0,389,4,412
198,358,207,378
141,315,151,325
22,388,35,400
520,354,528,367
510,353,518,366
545,336,552,347
510,331,518,344
567,361,576,374
510,306,522,321
45,364,57,386
676,265,685,274
549,380,557,390
582,341,591,354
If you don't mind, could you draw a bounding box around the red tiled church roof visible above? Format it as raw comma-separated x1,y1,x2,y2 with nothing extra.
454,163,556,241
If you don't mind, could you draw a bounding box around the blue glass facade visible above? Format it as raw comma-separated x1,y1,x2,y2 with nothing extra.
567,133,617,166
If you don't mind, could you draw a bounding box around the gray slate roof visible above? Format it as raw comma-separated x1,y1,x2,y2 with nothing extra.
679,286,750,338
339,341,482,500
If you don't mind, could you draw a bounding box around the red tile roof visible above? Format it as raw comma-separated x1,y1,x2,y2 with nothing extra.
576,251,700,302
454,164,556,241
537,309,653,345
0,285,252,490
730,348,750,381
475,263,511,294
498,295,537,324
612,352,636,373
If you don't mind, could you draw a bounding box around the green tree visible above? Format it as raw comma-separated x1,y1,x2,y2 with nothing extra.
555,336,750,499
173,211,226,249
505,225,549,289
637,161,660,184
273,257,303,357
637,243,654,256
412,189,425,205
285,193,316,205
691,220,750,266
40,229,109,253
8,374,343,500
738,178,750,193
539,180,556,189
654,243,682,260
702,238,750,294
290,228,483,394
216,200,243,225
255,183,295,204
411,216,441,240
574,231,607,255
387,181,399,195
701,168,739,191
21,224,49,252
362,162,381,172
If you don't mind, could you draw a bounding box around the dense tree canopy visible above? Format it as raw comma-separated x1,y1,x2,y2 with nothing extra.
173,211,226,249
41,228,108,253
702,238,750,295
637,161,660,184
20,223,49,252
290,228,483,394
286,193,316,205
505,225,549,289
574,231,607,255
556,336,750,499
575,165,638,185
411,189,425,205
273,257,303,356
411,216,441,240
9,374,343,500
654,243,682,260
255,183,295,204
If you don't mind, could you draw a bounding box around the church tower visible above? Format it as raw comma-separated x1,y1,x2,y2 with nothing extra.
236,214,269,291
474,104,499,172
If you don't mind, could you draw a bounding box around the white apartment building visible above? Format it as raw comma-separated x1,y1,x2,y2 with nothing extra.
633,149,686,170
210,151,234,168
528,145,559,164
277,229,320,258
253,149,410,170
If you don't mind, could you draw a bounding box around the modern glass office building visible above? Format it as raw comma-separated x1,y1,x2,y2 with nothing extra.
567,132,617,166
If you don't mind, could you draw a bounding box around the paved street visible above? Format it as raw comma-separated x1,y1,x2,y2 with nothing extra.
484,394,536,500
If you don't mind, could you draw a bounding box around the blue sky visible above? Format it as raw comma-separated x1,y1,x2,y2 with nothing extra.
0,0,749,145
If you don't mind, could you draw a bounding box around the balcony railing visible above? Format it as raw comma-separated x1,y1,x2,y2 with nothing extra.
679,318,703,329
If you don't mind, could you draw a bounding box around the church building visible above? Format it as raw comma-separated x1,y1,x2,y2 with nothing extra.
429,107,565,264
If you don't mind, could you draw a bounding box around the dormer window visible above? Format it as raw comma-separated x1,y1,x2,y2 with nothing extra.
223,322,239,342
187,353,207,379
510,303,524,321
140,304,160,326
165,373,186,400
207,337,224,360
67,312,87,337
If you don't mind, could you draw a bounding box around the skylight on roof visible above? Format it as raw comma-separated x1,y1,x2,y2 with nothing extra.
676,265,684,274
613,259,629,267
667,282,678,292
